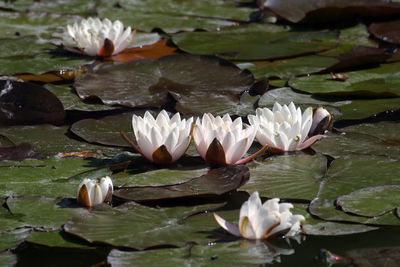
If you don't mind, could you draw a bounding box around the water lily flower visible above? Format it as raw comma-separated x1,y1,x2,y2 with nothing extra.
66,17,135,57
77,176,113,207
214,192,305,240
192,113,264,166
121,110,193,165
247,102,322,152
309,107,332,136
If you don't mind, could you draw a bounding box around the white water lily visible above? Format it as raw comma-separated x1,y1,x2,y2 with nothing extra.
248,102,321,151
127,110,193,164
66,17,135,57
192,113,263,166
214,192,305,240
77,176,113,207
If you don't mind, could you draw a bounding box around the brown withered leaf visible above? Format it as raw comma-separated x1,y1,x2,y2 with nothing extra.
106,40,177,62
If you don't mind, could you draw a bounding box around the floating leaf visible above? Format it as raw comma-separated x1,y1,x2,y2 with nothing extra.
64,203,223,249
289,62,400,97
0,157,112,198
345,247,400,267
6,196,88,230
369,19,400,45
264,0,400,23
0,252,17,265
74,55,253,110
337,185,400,217
114,165,249,201
341,121,400,142
0,228,31,251
242,154,327,201
173,24,339,61
26,231,92,249
0,143,43,161
2,124,121,156
108,239,294,266
0,80,65,126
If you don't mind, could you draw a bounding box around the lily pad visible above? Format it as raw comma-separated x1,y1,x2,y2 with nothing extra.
0,80,65,125
70,112,140,148
0,251,17,266
264,0,400,23
26,231,92,249
341,121,400,142
0,36,92,75
98,0,255,33
0,228,31,251
241,154,328,201
6,196,88,230
345,246,400,267
336,98,400,120
173,23,339,61
0,157,112,198
289,61,400,97
74,54,254,110
311,131,400,159
336,185,400,217
114,165,249,201
64,203,223,249
242,55,338,80
369,19,400,45
107,240,294,266
309,155,400,225
0,143,43,161
1,124,122,156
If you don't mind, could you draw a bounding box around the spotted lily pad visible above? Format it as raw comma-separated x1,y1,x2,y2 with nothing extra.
241,154,328,201
336,185,400,217
114,165,249,201
289,61,400,97
64,203,223,249
172,23,339,61
74,55,253,110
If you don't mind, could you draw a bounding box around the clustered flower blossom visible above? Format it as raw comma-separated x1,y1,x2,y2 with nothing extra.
77,176,113,207
65,17,135,57
121,104,330,165
213,192,305,240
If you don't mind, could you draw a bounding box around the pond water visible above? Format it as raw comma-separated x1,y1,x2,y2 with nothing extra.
0,0,399,266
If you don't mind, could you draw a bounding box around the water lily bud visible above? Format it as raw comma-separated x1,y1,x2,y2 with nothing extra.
248,102,321,151
65,17,135,57
309,107,332,136
129,110,193,165
77,176,113,207
214,192,305,240
192,113,263,166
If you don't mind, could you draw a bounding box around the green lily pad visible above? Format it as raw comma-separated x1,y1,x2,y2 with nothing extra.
289,62,400,97
336,98,400,120
45,84,119,112
336,185,400,217
98,0,255,33
292,204,378,236
241,154,328,201
0,11,78,39
107,239,294,266
0,36,92,75
113,166,209,187
172,23,339,61
242,55,338,80
70,112,140,148
0,143,43,161
64,203,223,249
0,251,17,266
6,196,88,230
0,157,112,198
74,54,253,110
0,208,26,232
1,124,122,157
114,165,249,201
341,121,400,142
26,231,92,249
0,228,31,251
312,131,400,159
309,155,400,225
175,91,259,117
